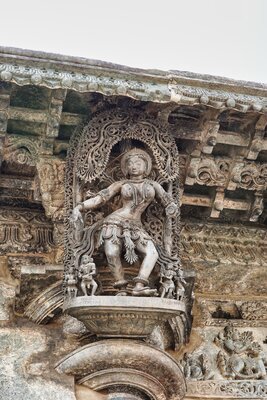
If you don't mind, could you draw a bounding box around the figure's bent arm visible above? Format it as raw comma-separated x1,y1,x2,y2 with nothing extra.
76,181,123,212
153,182,178,217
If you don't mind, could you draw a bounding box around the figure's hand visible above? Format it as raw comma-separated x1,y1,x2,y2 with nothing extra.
71,206,83,224
165,202,178,217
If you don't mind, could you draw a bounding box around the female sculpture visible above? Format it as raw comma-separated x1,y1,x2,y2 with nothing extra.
72,148,178,296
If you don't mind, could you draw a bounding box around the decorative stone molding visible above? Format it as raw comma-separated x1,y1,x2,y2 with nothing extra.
180,222,267,266
239,301,267,321
4,134,41,167
24,281,63,324
197,299,267,328
0,209,54,253
186,380,267,398
0,47,266,111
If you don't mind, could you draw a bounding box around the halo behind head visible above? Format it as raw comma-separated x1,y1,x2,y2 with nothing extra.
121,148,152,177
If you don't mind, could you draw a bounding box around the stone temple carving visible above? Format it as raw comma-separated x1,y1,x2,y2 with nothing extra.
58,108,194,399
64,109,186,299
183,352,214,381
1,47,267,400
214,325,267,380
71,146,179,297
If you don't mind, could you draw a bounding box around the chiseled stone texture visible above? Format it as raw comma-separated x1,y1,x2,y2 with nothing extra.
0,283,16,321
0,325,76,400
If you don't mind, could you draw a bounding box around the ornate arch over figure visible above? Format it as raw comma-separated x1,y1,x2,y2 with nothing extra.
75,109,180,183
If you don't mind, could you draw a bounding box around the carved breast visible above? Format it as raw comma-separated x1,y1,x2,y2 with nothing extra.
121,181,155,206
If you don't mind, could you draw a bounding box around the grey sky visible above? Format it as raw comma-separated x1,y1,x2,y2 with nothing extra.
1,0,266,83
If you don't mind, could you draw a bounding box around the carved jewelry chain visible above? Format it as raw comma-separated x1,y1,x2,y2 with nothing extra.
128,180,149,208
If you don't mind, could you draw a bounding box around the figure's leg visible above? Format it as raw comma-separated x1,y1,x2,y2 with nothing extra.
104,239,128,289
91,280,98,296
135,239,158,281
81,282,87,296
133,240,158,295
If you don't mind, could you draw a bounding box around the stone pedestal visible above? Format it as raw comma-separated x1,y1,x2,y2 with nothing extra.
64,296,186,338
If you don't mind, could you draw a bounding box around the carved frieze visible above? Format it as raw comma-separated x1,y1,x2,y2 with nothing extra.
0,209,54,253
214,326,267,380
186,380,267,398
184,154,267,192
180,222,267,266
240,301,267,321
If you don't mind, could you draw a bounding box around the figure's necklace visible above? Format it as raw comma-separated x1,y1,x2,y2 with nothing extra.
127,179,150,206
127,178,145,183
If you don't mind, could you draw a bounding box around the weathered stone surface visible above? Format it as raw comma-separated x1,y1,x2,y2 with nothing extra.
0,325,76,400
0,283,16,322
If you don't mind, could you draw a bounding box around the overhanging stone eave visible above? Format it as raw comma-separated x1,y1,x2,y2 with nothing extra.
0,46,266,111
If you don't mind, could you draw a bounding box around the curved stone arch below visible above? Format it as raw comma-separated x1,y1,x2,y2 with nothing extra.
56,339,186,400
24,281,63,324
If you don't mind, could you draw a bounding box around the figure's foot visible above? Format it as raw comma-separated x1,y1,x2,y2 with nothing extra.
114,279,128,289
132,287,158,297
116,290,128,296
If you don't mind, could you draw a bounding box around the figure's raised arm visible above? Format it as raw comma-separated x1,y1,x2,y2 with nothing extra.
153,181,178,217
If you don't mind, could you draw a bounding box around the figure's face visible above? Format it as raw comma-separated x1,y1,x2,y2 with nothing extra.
126,156,147,177
82,255,89,262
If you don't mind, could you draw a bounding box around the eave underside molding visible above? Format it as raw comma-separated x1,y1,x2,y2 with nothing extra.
0,46,266,112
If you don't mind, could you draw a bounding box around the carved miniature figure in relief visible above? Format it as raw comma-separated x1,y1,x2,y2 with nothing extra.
214,325,267,380
160,264,176,298
176,268,186,300
78,255,98,296
183,352,214,381
159,263,186,300
72,148,178,296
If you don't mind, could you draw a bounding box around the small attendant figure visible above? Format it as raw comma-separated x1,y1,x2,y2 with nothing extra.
159,263,176,298
79,255,98,296
175,267,186,301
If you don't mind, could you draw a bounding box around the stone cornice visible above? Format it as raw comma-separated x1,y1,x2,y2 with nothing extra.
0,46,266,111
